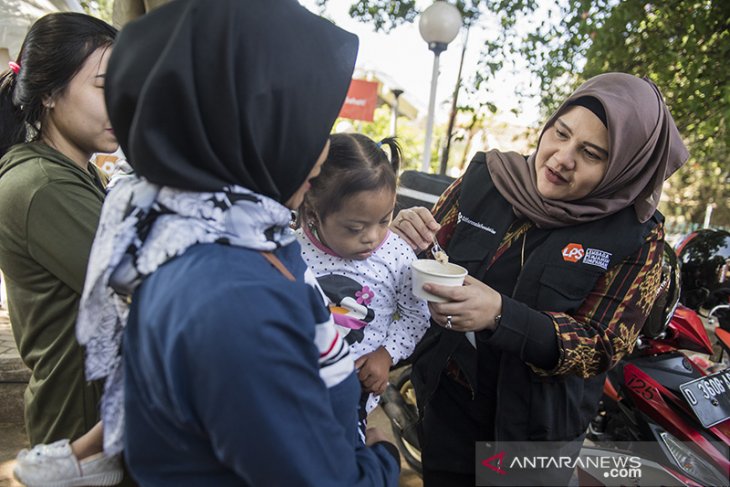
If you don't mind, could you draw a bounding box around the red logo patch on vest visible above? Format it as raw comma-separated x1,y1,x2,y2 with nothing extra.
562,243,585,263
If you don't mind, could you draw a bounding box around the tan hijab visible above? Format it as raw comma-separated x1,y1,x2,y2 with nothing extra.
487,72,689,228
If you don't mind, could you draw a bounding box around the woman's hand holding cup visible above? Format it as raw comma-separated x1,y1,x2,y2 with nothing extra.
425,276,503,332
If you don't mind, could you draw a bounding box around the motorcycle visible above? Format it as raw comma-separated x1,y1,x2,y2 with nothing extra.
381,362,422,473
580,241,729,486
581,301,730,486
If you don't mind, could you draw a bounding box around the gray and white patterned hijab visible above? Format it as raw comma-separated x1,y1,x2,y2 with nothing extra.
76,174,296,454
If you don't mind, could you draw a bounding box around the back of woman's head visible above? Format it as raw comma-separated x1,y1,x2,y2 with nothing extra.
0,12,117,158
105,0,358,204
303,133,401,222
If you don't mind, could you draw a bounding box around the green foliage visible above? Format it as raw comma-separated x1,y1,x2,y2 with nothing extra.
316,0,484,30
527,0,729,228
323,0,729,227
576,1,730,228
80,0,113,23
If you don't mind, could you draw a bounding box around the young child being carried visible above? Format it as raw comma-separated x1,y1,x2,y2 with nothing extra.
296,133,430,433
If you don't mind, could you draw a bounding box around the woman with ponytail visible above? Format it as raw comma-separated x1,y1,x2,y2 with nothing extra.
0,12,120,485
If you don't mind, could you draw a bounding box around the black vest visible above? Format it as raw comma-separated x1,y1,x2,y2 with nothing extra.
411,153,661,442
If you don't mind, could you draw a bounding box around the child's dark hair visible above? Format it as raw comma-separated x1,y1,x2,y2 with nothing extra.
302,133,401,224
0,13,117,158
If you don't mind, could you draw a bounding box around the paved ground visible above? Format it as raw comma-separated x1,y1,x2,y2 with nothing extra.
0,310,21,373
0,306,27,487
0,423,25,487
0,306,421,486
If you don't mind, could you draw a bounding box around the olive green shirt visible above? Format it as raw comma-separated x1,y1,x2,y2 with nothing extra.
0,142,106,445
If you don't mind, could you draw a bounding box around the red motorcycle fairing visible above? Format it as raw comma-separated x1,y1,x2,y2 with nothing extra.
641,304,714,356
623,363,730,477
602,376,621,403
718,327,730,355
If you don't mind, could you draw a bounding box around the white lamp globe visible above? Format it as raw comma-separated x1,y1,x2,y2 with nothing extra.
419,1,462,46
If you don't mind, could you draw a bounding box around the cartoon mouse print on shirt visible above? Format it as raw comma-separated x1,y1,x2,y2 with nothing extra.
317,274,375,344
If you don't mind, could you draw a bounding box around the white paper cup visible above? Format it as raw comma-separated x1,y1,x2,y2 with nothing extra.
411,259,468,303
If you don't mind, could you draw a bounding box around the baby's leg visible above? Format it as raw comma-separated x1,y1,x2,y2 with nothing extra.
71,421,104,459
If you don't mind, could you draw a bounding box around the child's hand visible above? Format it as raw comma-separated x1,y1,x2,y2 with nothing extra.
354,347,393,395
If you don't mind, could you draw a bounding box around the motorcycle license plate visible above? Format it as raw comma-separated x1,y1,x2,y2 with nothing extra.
680,368,730,428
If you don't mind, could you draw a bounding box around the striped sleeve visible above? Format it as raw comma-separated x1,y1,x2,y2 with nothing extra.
531,223,665,378
303,268,354,387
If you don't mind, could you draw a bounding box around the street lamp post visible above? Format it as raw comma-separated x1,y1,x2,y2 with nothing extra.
419,1,462,173
390,88,404,137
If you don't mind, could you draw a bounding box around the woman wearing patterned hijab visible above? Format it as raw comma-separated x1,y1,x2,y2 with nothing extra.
391,72,688,485
74,0,400,484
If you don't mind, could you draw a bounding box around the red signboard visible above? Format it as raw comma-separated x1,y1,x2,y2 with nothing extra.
339,79,379,122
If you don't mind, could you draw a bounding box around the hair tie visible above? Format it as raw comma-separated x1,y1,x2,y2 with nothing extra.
376,141,383,148
8,61,20,75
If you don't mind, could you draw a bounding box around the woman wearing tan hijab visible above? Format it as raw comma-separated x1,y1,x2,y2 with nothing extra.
391,72,688,486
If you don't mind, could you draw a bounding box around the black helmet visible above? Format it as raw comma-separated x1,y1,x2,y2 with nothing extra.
676,229,730,329
643,241,681,338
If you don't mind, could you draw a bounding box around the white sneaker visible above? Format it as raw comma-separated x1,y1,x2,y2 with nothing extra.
13,439,123,487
